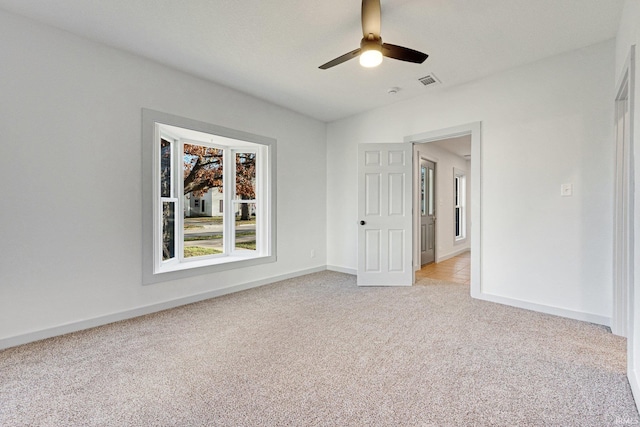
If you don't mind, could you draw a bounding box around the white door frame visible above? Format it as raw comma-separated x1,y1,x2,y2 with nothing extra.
613,53,634,338
405,122,482,297
613,47,637,406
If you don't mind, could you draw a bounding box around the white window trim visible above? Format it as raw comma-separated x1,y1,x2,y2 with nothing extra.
454,168,466,243
142,109,277,285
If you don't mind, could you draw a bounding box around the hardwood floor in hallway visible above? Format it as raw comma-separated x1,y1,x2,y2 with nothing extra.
416,251,470,285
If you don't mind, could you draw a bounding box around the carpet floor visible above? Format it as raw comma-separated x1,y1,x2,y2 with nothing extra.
1,271,638,426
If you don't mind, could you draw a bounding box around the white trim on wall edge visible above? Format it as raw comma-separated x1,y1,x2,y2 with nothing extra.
327,265,357,275
629,369,640,413
475,291,611,327
0,266,326,351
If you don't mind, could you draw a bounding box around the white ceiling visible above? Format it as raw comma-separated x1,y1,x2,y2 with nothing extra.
430,135,471,159
0,0,624,122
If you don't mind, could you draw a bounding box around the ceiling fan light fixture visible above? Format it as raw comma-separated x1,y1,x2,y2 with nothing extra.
318,0,428,70
360,48,383,67
359,41,383,68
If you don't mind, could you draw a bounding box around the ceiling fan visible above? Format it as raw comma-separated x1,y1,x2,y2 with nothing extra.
319,0,428,69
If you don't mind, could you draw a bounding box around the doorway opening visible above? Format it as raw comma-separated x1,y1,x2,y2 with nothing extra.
414,136,471,284
405,122,481,295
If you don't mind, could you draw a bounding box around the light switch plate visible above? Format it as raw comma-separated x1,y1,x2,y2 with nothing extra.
561,183,573,197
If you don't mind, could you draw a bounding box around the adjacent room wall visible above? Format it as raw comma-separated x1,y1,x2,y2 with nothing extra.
615,0,640,407
415,142,471,263
327,40,615,324
0,10,327,347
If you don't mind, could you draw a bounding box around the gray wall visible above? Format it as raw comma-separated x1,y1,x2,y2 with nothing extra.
326,41,615,325
0,10,327,346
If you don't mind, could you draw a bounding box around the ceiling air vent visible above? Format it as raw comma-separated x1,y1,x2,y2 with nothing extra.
418,73,441,87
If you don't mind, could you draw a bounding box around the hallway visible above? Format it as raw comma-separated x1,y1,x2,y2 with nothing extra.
416,251,470,285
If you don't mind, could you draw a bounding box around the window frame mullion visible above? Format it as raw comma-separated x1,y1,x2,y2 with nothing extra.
223,146,233,255
177,139,186,262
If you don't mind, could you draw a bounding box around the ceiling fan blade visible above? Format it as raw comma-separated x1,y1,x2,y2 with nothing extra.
319,48,361,69
361,0,381,38
382,43,428,64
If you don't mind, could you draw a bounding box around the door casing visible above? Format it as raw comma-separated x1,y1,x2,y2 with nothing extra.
613,73,632,338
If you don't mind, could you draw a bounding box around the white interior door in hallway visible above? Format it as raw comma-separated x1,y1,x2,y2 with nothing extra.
420,158,436,266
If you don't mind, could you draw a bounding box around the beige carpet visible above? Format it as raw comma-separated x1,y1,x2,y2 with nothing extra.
1,271,638,426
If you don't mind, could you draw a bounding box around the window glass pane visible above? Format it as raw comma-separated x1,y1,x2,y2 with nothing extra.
160,138,172,198
236,152,256,201
428,168,434,216
234,152,257,252
420,166,426,215
455,176,459,205
183,213,223,258
235,203,256,251
162,202,175,260
454,173,465,240
183,143,223,196
183,143,224,258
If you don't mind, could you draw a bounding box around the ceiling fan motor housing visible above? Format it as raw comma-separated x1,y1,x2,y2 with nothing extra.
360,37,382,52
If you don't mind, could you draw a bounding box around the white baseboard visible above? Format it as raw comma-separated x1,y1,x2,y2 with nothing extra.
0,266,326,351
475,291,611,327
436,247,470,263
327,265,357,275
2,264,613,351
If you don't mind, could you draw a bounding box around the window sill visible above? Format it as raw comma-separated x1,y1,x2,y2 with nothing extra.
144,254,276,285
158,252,266,274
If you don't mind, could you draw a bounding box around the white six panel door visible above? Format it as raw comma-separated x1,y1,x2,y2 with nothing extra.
357,143,413,286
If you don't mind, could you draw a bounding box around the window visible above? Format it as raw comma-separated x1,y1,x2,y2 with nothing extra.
420,163,434,216
420,166,426,215
454,169,466,241
142,109,276,284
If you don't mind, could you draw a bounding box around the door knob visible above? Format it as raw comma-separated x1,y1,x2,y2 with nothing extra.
360,220,366,225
